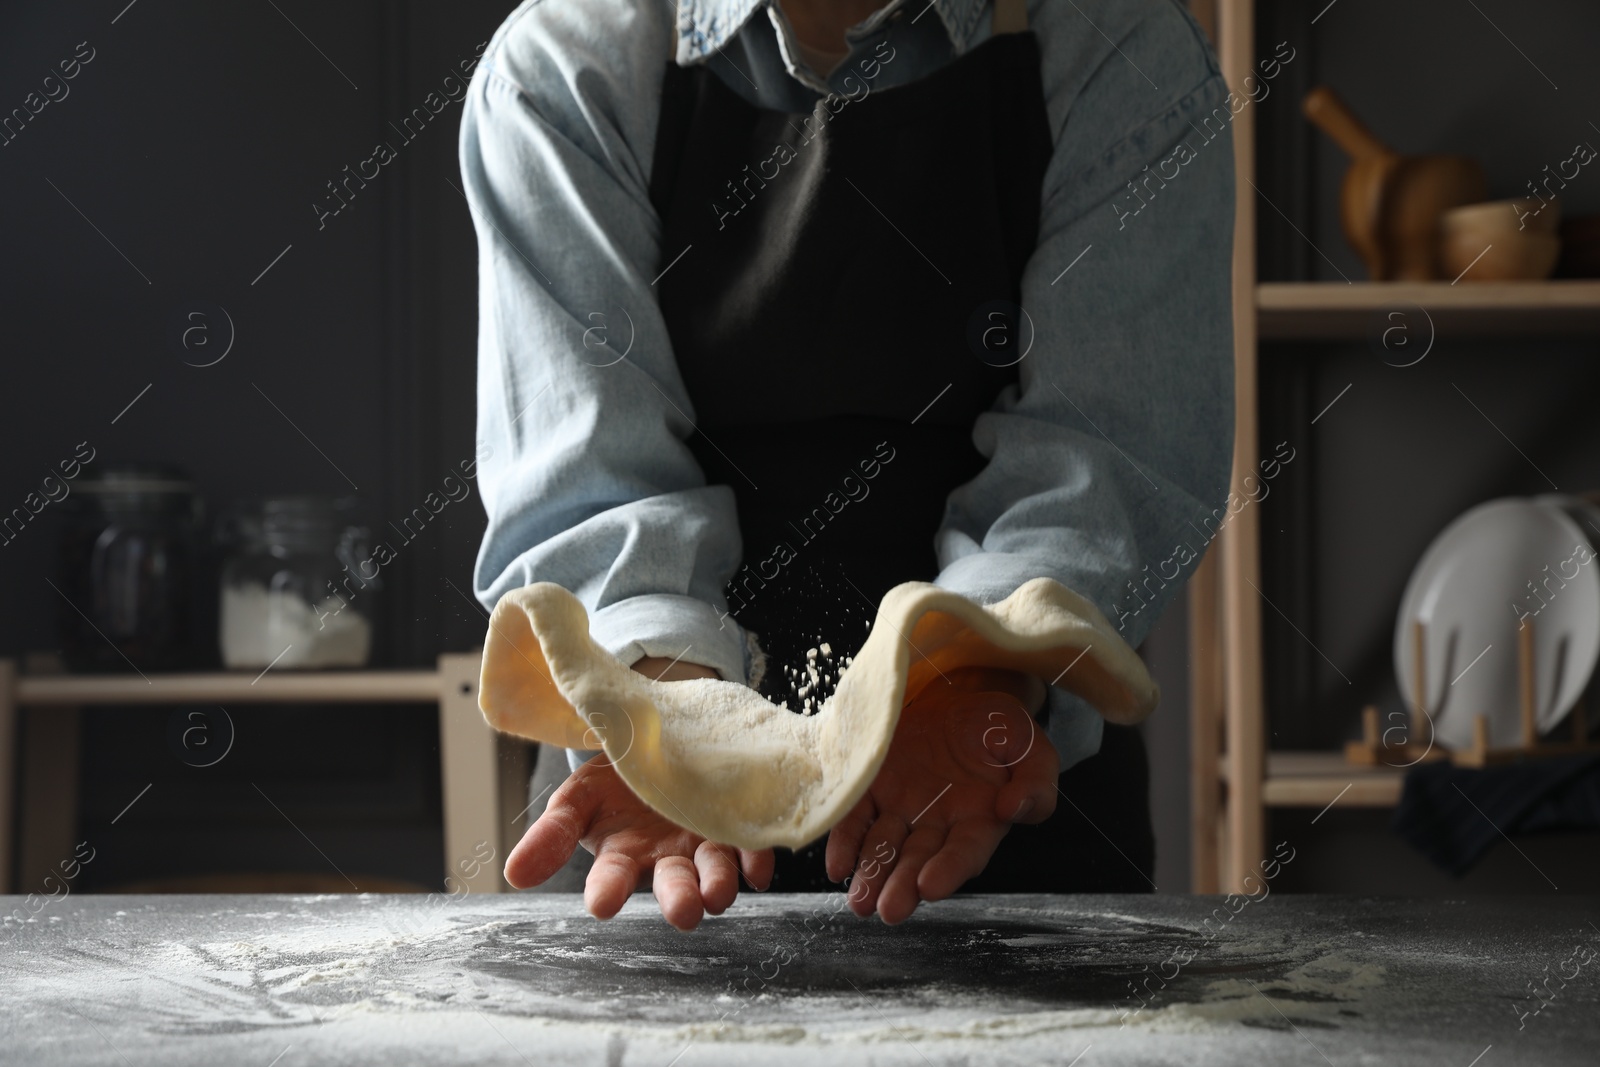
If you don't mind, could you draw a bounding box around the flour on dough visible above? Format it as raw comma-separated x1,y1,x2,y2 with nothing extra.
477,578,1156,850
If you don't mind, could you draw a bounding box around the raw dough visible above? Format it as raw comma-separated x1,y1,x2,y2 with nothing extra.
477,578,1157,850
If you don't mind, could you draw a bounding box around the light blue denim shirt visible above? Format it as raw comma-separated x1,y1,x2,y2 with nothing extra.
462,0,1237,772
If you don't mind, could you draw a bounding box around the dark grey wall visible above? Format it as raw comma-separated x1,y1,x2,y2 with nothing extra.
1,0,512,891
0,0,500,667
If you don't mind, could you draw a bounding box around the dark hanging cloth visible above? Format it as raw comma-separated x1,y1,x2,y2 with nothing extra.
1392,755,1600,876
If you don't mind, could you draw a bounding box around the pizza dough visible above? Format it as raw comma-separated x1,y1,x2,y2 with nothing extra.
477,578,1157,850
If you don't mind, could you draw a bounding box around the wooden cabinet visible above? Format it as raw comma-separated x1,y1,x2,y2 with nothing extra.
1188,1,1600,892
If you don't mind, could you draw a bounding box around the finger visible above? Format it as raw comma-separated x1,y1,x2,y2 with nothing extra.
825,793,876,883
877,824,946,926
651,855,705,931
740,848,775,892
697,840,741,916
505,772,597,890
917,819,1009,903
995,727,1060,826
848,815,910,919
584,850,641,920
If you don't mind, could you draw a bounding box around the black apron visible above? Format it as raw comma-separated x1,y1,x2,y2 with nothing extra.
648,4,1153,892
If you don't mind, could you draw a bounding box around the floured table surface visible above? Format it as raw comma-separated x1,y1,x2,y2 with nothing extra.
2,893,1596,1065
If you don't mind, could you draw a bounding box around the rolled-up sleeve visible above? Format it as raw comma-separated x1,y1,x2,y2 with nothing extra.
935,5,1237,767
462,3,751,688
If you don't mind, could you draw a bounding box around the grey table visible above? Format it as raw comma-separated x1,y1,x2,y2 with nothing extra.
3,893,1597,1065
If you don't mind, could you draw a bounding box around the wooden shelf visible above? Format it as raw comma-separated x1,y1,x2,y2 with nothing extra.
1221,751,1405,808
1258,281,1600,340
0,655,517,898
14,669,446,705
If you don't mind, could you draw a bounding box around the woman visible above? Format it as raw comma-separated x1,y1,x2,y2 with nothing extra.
464,0,1234,929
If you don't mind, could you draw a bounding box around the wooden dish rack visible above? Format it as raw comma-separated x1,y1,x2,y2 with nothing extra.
1346,617,1600,769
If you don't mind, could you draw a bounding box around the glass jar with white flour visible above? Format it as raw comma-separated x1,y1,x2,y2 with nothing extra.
218,497,374,669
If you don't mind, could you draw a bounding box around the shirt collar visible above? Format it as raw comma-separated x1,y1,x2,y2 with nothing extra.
674,0,988,63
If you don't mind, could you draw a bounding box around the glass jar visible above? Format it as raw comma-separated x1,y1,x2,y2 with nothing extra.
56,466,204,672
218,497,375,669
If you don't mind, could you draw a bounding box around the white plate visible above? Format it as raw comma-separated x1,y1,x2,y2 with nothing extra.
1537,493,1600,549
1393,497,1600,750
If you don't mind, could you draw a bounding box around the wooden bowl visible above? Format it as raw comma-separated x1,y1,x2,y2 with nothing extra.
1439,224,1560,282
1302,86,1488,280
1442,197,1561,238
1383,156,1488,280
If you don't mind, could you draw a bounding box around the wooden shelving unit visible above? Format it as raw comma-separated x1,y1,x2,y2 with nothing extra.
1188,2,1600,892
1259,281,1600,339
1227,752,1405,808
0,655,528,897
14,670,445,706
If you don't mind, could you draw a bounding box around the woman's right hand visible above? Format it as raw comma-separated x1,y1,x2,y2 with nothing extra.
504,754,774,930
503,654,773,931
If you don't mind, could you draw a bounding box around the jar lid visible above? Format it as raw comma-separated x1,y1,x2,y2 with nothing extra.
78,464,195,496
225,495,366,551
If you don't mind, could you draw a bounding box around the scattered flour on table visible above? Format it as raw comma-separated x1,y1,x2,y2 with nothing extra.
1125,949,1388,1035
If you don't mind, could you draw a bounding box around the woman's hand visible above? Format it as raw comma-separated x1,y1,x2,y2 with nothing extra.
825,673,1059,924
505,753,773,930
502,654,773,931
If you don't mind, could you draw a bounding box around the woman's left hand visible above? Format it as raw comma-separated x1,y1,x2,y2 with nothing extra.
824,675,1059,924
